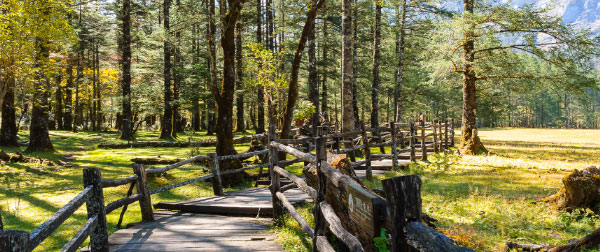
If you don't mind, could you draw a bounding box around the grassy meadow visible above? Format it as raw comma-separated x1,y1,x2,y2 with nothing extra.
274,128,600,251
1,128,599,251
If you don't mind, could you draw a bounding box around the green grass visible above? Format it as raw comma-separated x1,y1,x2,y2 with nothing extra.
0,129,260,251
272,128,600,251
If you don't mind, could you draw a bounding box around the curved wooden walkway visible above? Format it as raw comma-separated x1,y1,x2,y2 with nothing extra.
102,212,285,252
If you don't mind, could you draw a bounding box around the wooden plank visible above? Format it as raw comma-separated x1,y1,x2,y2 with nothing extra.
92,212,285,252
154,187,310,217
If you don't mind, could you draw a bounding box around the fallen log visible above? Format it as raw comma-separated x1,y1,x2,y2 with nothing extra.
505,228,600,252
538,166,600,211
98,134,271,149
0,150,54,166
130,157,184,165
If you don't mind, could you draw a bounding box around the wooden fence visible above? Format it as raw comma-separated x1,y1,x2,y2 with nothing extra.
0,147,269,251
268,122,473,252
0,118,456,252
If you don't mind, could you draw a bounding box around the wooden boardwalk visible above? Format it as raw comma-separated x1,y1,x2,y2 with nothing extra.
98,162,399,252
99,212,285,252
154,187,311,217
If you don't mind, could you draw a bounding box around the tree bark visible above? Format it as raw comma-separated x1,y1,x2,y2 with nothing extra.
351,0,359,129
172,0,182,135
63,57,73,130
27,37,54,152
394,0,406,122
0,71,19,147
206,0,217,136
321,14,329,121
95,43,102,130
160,0,174,139
56,76,64,131
255,0,265,134
119,0,134,140
459,0,486,155
371,1,381,128
211,0,247,186
281,0,326,140
341,0,354,133
308,18,318,136
235,21,246,132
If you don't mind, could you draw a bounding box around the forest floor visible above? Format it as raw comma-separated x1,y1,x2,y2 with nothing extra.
273,128,600,252
1,128,599,251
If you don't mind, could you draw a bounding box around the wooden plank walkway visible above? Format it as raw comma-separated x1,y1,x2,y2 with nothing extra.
97,212,285,252
154,187,311,217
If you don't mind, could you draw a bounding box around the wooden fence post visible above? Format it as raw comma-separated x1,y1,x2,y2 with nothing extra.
409,120,416,162
389,122,398,170
360,122,372,180
382,175,422,252
376,127,385,154
421,120,427,161
0,212,3,230
432,120,439,153
313,126,327,250
133,164,154,221
438,120,444,151
83,168,109,252
450,119,455,147
302,141,310,167
208,153,224,196
334,136,341,153
268,125,283,220
0,230,30,252
445,119,449,150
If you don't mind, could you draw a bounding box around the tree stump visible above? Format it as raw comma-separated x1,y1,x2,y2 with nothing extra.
540,166,600,212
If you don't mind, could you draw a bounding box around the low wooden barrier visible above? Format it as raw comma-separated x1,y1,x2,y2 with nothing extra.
0,168,108,252
0,147,270,252
268,123,473,252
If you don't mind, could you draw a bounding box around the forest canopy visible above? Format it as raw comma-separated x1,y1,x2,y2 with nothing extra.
0,0,598,154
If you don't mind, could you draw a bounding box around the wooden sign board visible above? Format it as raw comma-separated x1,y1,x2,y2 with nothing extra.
346,183,386,244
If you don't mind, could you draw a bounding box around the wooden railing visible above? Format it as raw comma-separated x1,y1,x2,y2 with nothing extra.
0,168,108,252
0,148,270,252
267,123,473,252
267,125,366,251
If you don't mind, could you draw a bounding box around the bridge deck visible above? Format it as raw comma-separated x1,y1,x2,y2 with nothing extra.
101,212,285,252
154,187,311,217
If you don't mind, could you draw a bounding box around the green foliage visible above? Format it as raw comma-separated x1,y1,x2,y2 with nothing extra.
373,227,391,252
293,100,316,121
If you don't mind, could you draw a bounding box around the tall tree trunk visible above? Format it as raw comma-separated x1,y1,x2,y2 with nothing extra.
341,0,354,133
120,0,134,140
64,57,73,130
321,13,328,121
351,0,359,129
172,0,182,135
370,1,381,128
459,0,486,155
256,0,265,134
206,0,217,136
394,0,406,122
55,73,64,130
160,0,174,139
308,16,318,136
27,37,54,152
192,24,201,132
281,0,326,140
211,0,247,187
90,40,97,131
0,71,19,147
235,22,246,132
95,43,102,130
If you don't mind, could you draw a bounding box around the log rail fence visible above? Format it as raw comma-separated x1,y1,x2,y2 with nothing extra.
0,118,455,252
